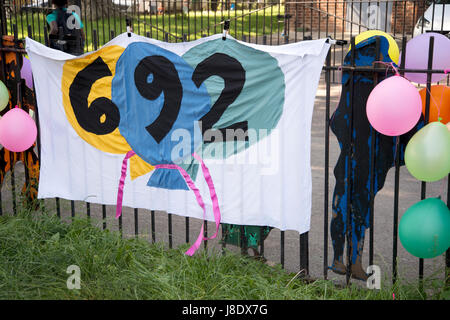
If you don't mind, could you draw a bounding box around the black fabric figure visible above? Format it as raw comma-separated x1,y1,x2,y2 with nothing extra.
329,36,423,280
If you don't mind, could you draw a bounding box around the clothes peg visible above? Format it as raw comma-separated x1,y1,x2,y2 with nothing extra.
126,18,132,37
222,20,230,41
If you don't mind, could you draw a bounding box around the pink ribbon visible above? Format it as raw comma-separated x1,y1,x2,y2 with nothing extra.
193,152,221,243
115,150,136,219
115,151,221,256
373,61,399,77
155,152,221,256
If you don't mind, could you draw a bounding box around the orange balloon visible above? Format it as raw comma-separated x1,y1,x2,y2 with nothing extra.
419,85,450,123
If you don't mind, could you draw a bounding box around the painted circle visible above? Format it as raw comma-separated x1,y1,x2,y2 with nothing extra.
112,42,211,165
182,38,285,158
61,45,131,154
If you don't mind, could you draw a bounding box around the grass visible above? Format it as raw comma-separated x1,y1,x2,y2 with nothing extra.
0,204,448,300
8,6,285,51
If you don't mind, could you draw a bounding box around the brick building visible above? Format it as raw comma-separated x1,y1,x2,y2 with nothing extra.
286,0,428,35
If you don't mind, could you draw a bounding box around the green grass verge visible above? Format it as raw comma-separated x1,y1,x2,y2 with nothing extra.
0,206,448,300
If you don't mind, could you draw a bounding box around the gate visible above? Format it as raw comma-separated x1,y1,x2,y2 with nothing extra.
0,0,449,289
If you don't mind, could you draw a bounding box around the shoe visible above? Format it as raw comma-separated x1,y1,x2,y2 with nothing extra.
350,259,369,281
329,260,347,275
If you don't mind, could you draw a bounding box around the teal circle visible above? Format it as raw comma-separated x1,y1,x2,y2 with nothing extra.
182,38,285,158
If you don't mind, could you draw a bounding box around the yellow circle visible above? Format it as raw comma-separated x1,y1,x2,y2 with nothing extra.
349,30,400,65
61,45,154,179
62,45,131,154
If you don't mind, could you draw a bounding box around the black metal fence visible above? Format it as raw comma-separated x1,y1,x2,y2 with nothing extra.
0,0,449,288
3,1,449,69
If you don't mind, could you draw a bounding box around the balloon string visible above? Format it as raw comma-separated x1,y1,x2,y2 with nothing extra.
423,85,446,123
393,135,399,162
438,177,447,200
372,61,446,123
372,61,399,77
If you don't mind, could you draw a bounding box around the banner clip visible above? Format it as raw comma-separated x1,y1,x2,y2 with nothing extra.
222,20,230,41
126,18,132,37
326,36,347,46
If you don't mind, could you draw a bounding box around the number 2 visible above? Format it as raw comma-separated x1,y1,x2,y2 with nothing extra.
192,53,248,142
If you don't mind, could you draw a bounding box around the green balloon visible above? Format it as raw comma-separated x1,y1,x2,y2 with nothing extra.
405,122,450,182
0,80,9,112
399,198,450,259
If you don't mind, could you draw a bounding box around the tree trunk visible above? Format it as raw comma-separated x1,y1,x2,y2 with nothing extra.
79,0,119,21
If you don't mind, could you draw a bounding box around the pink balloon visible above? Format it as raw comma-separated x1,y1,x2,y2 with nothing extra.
366,75,422,136
0,107,37,152
21,57,33,89
401,32,450,84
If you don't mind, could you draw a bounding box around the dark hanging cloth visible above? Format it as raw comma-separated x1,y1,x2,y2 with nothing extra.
329,36,424,271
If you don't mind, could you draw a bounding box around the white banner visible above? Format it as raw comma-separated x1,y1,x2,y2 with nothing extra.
27,33,329,234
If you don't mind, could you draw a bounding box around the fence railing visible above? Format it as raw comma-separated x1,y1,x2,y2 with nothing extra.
0,0,449,289
4,1,450,74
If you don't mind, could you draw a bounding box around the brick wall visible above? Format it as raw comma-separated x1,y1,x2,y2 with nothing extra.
391,0,426,34
286,0,427,34
286,0,347,33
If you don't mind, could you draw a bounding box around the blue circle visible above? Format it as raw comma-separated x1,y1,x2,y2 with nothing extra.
112,42,211,166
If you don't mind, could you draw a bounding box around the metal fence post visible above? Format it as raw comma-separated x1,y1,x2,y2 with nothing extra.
345,36,356,286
